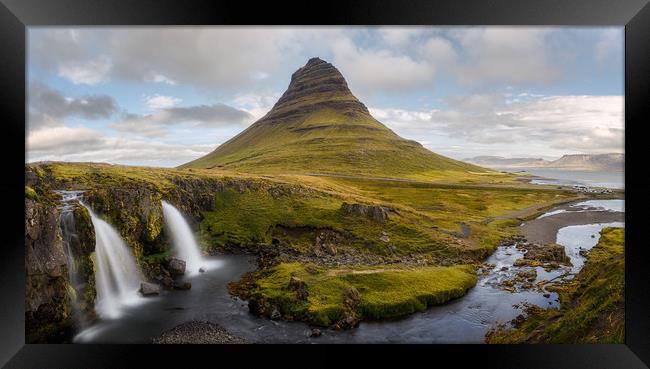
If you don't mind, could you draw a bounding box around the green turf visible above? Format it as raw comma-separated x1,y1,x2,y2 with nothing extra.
235,262,477,326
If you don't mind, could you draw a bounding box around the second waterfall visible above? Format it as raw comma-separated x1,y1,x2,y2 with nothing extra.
161,201,207,275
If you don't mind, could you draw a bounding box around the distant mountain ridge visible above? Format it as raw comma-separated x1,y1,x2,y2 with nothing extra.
464,156,549,168
182,57,488,179
464,153,624,172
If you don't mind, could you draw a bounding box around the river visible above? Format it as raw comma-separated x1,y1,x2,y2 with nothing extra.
75,199,625,344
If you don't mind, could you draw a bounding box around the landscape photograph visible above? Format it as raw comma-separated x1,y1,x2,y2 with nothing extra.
25,26,625,344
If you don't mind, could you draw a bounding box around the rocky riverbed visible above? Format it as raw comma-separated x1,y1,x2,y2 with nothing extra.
151,321,247,344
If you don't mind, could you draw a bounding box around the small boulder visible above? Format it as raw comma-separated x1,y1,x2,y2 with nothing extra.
310,328,322,337
341,202,390,222
168,258,186,276
288,275,309,301
343,286,362,311
162,276,174,289
324,243,337,255
140,282,161,296
270,306,281,320
379,233,390,243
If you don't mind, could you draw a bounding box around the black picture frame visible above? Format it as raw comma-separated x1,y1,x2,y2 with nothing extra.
1,0,649,367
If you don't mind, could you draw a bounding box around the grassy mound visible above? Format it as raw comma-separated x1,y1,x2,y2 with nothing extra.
232,262,477,327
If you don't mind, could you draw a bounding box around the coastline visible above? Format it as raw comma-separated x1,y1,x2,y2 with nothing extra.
520,206,624,244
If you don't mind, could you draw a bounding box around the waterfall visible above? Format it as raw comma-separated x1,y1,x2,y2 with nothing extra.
161,201,206,275
81,202,145,319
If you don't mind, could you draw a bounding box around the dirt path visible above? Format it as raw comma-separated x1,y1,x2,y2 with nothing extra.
488,197,587,222
326,268,404,277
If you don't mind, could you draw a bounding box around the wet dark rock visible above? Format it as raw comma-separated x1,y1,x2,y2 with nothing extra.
524,243,570,264
140,282,161,296
167,258,186,276
162,276,174,289
514,243,571,270
270,306,281,320
517,269,537,282
334,286,362,330
25,198,73,342
310,328,322,337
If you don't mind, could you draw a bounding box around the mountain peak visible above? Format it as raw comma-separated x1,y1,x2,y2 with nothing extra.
305,56,327,66
181,58,488,178
265,57,369,122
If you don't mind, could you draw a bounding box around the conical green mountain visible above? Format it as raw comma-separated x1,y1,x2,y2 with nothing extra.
182,57,489,179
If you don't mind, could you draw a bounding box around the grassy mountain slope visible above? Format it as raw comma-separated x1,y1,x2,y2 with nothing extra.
182,57,490,180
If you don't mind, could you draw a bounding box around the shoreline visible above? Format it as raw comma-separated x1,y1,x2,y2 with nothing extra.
519,203,624,244
151,321,247,344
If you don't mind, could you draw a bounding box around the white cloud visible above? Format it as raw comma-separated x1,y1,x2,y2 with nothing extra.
145,72,177,85
331,37,435,94
27,125,214,167
233,92,281,120
418,37,457,66
369,107,436,130
27,126,104,154
145,94,182,110
369,95,624,156
432,95,624,152
449,27,558,86
378,28,426,46
57,56,112,85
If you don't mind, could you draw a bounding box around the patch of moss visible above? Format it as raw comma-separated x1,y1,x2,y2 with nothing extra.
25,185,39,200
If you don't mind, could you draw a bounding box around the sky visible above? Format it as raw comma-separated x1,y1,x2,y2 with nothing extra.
26,27,624,167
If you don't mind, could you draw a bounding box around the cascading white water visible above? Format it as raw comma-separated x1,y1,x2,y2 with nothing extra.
81,203,145,319
161,201,206,275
